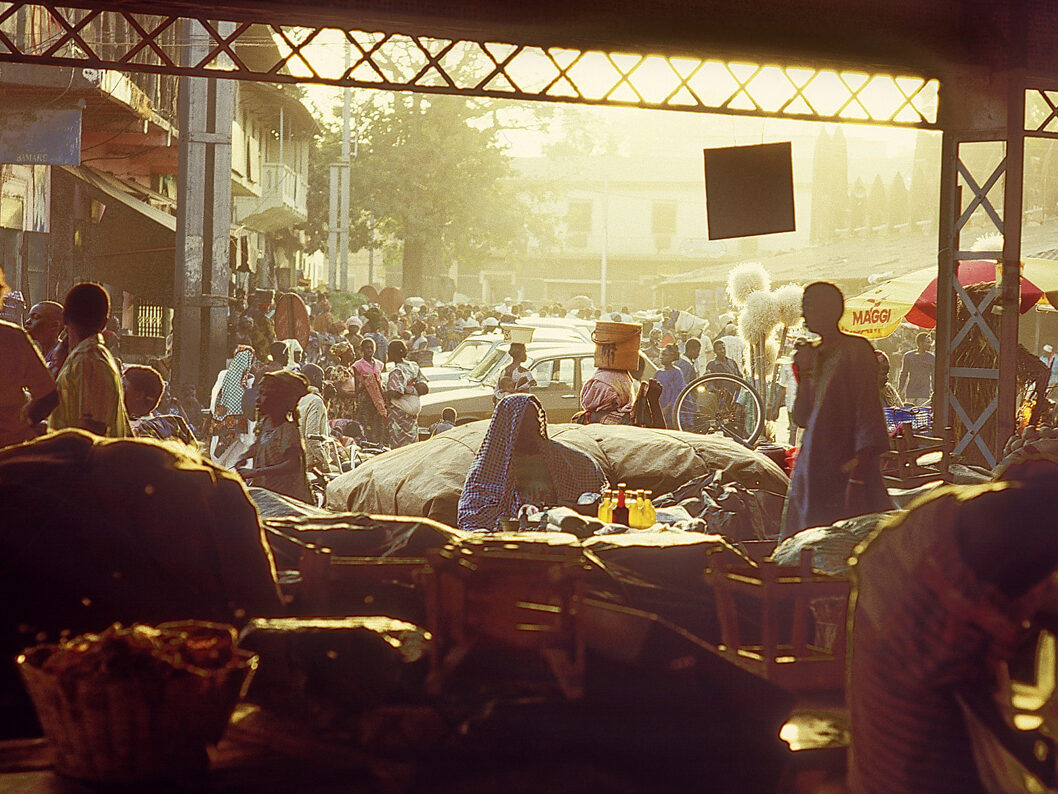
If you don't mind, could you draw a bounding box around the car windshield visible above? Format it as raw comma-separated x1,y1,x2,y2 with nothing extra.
441,337,497,369
470,348,509,384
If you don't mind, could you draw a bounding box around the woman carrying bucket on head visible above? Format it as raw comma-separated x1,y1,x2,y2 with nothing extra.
493,342,537,403
576,320,651,426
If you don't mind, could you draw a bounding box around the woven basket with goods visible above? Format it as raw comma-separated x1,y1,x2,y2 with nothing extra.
18,621,258,784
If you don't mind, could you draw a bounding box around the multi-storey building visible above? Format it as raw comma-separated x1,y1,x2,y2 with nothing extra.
0,13,316,349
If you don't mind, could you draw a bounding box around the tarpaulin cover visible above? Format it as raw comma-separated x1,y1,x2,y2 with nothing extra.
0,430,283,737
263,513,464,563
239,617,430,719
327,422,789,527
772,510,900,577
250,486,331,520
652,472,786,540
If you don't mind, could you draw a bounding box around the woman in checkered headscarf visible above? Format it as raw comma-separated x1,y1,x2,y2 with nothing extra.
456,393,607,531
210,345,255,461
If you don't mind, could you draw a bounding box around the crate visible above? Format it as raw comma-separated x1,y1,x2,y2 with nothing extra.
884,406,931,433
422,533,588,700
703,549,850,694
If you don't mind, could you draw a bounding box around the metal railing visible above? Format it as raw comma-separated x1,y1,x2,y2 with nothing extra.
0,1,940,128
135,303,166,337
262,162,306,217
0,3,179,125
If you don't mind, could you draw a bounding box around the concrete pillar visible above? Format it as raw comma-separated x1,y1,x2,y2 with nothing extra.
172,18,235,397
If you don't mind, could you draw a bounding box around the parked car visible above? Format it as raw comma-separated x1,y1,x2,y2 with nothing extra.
421,327,587,393
417,343,658,427
514,316,594,343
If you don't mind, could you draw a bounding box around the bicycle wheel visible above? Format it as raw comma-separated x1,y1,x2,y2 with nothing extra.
673,373,765,445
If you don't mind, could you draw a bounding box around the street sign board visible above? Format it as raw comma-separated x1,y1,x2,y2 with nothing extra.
0,106,82,165
704,142,795,240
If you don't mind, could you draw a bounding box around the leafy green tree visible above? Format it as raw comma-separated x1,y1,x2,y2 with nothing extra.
306,88,549,298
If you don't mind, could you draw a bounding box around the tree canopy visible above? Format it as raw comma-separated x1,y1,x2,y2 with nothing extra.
307,89,546,297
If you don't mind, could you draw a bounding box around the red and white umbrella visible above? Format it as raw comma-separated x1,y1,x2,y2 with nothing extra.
841,258,1058,338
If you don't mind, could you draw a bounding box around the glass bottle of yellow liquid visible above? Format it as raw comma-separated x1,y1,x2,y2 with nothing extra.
624,490,640,528
642,490,657,528
631,490,648,528
625,490,639,528
597,488,613,522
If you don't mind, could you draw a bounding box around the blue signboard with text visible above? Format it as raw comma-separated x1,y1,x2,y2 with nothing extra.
0,105,82,165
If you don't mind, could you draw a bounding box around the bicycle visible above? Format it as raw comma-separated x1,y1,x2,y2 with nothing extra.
672,373,766,446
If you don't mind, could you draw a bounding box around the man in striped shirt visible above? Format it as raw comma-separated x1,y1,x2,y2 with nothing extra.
49,283,132,438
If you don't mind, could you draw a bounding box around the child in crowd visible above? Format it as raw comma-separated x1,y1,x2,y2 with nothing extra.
494,375,517,403
654,343,687,428
430,407,457,436
352,337,387,445
236,370,312,503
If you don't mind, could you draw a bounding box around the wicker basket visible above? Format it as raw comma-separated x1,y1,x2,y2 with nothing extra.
592,321,642,370
18,622,258,784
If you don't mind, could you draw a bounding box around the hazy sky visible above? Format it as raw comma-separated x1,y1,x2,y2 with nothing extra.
303,82,923,169
292,26,928,170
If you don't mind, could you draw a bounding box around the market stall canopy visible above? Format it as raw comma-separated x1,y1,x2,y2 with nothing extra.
841,258,1058,339
326,422,789,526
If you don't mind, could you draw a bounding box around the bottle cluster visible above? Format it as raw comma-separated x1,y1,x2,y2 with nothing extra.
597,483,657,528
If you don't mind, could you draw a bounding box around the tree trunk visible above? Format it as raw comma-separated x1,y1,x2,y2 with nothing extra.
401,234,425,297
401,230,444,298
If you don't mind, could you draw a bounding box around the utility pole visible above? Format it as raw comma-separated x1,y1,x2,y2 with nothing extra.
339,42,351,292
173,18,234,396
367,219,374,287
328,164,338,290
600,175,609,308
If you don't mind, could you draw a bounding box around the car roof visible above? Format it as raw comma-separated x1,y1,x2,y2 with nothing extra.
527,343,594,357
517,317,594,328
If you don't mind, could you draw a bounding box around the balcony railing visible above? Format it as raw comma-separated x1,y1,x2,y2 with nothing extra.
0,4,179,126
262,162,307,218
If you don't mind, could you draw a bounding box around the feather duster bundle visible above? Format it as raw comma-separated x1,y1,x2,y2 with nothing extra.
764,337,780,371
773,283,804,327
738,290,780,342
970,232,1004,253
727,262,770,307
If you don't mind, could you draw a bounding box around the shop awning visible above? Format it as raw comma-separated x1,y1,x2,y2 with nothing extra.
59,166,176,232
58,166,176,303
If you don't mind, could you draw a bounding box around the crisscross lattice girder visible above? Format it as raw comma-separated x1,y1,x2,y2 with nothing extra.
0,1,939,126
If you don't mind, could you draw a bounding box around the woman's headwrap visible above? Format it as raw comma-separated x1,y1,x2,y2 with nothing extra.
456,393,606,531
261,369,309,414
217,347,255,417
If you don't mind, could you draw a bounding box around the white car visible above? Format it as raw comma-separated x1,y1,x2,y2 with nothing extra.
514,316,594,343
421,326,589,393
418,342,658,427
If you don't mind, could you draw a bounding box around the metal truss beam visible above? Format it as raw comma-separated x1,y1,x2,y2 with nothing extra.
935,76,1047,467
0,0,940,127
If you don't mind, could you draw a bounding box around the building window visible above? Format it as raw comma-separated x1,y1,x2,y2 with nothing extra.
566,199,592,248
652,200,676,252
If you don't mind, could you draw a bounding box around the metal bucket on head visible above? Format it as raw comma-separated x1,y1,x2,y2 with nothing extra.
592,321,642,370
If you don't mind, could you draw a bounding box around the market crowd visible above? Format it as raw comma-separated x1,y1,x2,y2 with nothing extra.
0,273,956,506
11,271,1058,794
